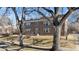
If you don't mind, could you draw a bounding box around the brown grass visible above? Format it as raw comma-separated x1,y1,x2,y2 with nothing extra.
24,35,76,48
0,35,76,49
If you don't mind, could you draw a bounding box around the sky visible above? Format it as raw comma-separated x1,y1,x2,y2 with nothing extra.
0,8,16,26
0,7,79,26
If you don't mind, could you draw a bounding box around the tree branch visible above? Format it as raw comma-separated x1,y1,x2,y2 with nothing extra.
60,7,79,25
11,7,19,22
54,7,59,16
35,9,53,24
42,7,54,17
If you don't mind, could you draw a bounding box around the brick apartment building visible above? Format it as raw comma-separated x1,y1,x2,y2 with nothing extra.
22,17,68,36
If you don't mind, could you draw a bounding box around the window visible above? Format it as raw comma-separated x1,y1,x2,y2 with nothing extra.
24,22,31,29
44,21,50,26
35,22,39,27
35,28,38,34
26,22,30,26
26,29,31,32
44,28,50,33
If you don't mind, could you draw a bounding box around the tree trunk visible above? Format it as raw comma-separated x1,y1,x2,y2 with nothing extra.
19,33,24,47
18,21,24,47
50,26,61,51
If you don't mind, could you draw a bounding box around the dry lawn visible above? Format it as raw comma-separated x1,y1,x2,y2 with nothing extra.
24,35,76,48
0,34,77,51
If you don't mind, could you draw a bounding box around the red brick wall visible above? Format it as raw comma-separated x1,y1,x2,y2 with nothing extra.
24,20,65,36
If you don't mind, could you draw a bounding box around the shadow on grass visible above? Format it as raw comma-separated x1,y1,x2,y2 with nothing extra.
2,44,51,51
24,45,50,51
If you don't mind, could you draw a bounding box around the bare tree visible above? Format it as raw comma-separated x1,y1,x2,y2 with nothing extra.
3,7,79,51
68,19,79,34
11,7,25,47
68,10,79,34
34,7,79,51
11,7,34,47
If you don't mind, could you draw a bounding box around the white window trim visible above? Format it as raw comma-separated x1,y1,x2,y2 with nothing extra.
44,28,50,33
